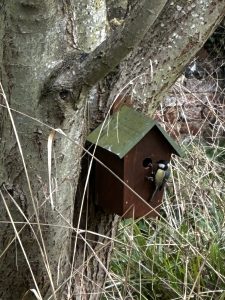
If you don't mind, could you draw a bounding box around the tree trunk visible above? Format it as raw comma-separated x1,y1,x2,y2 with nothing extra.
0,1,109,299
0,1,225,300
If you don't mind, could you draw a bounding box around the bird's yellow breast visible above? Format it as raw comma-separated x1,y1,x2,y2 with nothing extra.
155,169,165,186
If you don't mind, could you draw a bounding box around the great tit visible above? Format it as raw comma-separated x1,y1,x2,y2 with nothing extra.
148,160,170,202
154,160,170,191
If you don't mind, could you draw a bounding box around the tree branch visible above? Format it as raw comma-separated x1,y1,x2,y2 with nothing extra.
107,0,225,114
45,0,167,93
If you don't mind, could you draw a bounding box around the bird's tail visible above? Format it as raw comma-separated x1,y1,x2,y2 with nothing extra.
148,186,158,202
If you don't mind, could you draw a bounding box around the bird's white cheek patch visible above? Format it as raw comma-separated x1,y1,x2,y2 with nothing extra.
158,163,165,168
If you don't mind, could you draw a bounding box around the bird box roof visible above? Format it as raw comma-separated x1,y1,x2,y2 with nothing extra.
87,105,183,158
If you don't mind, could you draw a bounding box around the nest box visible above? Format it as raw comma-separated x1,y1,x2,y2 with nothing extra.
87,105,183,219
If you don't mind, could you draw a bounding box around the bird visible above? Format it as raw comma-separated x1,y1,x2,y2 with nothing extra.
154,160,171,191
149,160,170,202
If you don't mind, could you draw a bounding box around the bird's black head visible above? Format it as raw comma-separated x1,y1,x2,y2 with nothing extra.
157,160,170,170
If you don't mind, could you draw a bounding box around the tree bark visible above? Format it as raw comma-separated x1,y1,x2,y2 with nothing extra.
0,1,105,299
0,1,76,299
0,1,225,300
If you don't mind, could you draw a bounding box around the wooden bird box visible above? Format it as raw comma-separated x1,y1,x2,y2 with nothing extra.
87,105,183,219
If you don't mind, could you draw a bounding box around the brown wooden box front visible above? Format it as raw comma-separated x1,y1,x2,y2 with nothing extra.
123,128,172,218
94,127,174,218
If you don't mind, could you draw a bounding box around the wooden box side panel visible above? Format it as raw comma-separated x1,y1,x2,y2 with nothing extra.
123,128,172,218
95,147,124,215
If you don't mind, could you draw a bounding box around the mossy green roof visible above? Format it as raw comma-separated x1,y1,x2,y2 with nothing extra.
87,105,183,158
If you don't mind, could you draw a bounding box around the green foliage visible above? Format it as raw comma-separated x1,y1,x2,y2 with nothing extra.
205,139,225,164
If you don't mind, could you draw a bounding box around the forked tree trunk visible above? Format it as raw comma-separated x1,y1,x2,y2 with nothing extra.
0,1,225,300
